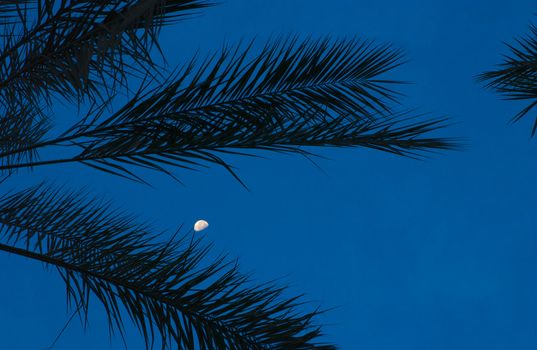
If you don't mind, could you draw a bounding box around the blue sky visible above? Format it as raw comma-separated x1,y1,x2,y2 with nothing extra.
1,0,537,349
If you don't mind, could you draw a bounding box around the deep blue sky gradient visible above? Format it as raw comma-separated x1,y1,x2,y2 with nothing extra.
1,1,537,349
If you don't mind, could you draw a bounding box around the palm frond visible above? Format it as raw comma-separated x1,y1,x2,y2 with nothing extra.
0,184,335,350
0,1,35,25
478,23,537,135
0,0,212,108
0,102,49,172
97,36,405,127
0,38,457,184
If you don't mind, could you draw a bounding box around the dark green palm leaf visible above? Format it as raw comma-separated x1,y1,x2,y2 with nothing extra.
0,1,35,25
478,23,537,135
0,101,49,172
0,38,457,184
0,0,212,107
0,184,335,349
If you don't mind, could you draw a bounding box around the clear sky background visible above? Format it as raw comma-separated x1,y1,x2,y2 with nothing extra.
1,0,537,349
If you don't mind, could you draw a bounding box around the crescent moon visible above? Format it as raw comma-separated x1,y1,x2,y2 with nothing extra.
194,219,209,232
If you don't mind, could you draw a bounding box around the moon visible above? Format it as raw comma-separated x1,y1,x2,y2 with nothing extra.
194,219,209,232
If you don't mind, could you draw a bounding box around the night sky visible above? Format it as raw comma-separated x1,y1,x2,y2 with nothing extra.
1,1,537,349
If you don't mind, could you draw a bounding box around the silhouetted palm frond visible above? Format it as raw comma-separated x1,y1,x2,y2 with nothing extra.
0,0,212,107
0,38,456,184
478,23,537,135
0,1,34,25
0,103,49,171
0,184,335,350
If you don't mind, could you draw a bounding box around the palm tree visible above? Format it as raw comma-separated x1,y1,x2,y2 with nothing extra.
479,22,537,135
0,1,455,349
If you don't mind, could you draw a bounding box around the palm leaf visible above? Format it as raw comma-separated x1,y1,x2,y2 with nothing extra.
0,38,457,184
0,100,49,173
0,184,335,349
478,23,537,135
0,1,35,25
0,0,212,107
